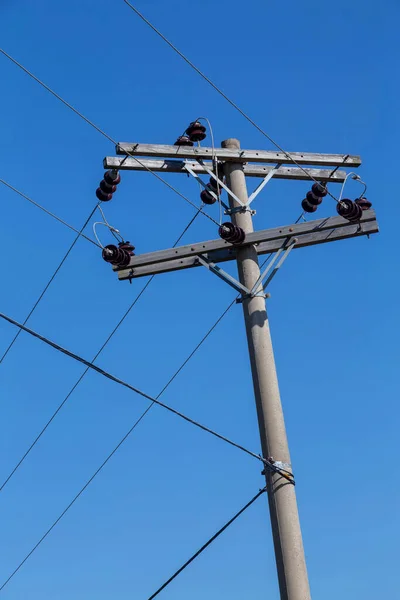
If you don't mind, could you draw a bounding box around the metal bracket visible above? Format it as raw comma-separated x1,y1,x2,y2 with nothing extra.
196,159,279,210
195,254,251,295
250,238,297,295
224,206,257,216
196,238,297,300
195,159,246,207
183,163,229,209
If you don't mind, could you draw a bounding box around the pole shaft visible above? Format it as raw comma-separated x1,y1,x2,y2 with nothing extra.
222,138,311,600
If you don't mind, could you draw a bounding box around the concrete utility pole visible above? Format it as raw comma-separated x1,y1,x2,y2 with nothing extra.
103,133,378,600
222,138,310,600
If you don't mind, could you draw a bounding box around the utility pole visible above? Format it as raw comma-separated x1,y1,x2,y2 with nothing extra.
222,138,310,600
101,129,378,599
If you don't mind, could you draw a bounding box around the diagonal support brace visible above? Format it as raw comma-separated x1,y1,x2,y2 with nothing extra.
246,164,280,206
195,159,246,208
195,254,251,295
183,164,228,208
236,238,297,303
196,238,297,300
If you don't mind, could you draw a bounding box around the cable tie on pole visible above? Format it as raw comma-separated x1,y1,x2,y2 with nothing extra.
260,455,295,484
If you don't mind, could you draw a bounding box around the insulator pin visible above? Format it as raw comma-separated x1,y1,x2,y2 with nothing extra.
102,241,135,267
219,222,246,245
174,135,193,147
301,182,327,213
306,190,323,206
200,189,217,205
301,198,317,213
186,121,206,142
104,170,121,186
311,182,328,198
336,199,363,222
355,197,372,210
96,170,121,202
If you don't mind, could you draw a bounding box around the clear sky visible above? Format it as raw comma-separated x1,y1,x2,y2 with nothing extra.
0,1,398,598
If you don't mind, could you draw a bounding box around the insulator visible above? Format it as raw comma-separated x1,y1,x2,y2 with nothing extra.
174,135,193,147
200,188,217,205
104,170,121,186
355,197,372,211
311,182,328,198
301,198,317,213
306,190,323,206
185,121,206,142
208,177,220,193
100,179,117,194
96,170,121,202
219,222,246,245
102,241,135,267
96,187,113,202
336,199,363,222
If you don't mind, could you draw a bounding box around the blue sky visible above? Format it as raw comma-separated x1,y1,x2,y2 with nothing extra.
0,0,398,598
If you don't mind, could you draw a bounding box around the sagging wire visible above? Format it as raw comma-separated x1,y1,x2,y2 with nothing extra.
0,211,209,496
0,215,299,586
0,312,271,469
93,203,125,248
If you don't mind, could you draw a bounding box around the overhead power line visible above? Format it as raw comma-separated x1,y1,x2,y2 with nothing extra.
0,204,98,364
0,241,292,494
147,486,267,600
0,179,100,247
0,209,205,493
0,242,297,590
0,310,266,467
0,295,237,590
0,48,219,226
122,0,349,203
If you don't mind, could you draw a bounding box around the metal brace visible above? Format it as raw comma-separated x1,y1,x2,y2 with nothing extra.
196,237,297,300
195,255,251,295
224,206,256,216
246,164,280,206
195,159,246,207
183,164,229,209
190,160,280,211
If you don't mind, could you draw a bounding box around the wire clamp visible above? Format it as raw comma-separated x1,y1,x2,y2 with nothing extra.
225,206,256,216
261,456,295,484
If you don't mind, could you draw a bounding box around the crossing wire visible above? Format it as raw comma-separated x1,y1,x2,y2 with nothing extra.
0,208,205,493
0,48,219,227
0,204,99,364
0,297,236,590
0,30,302,589
0,237,299,587
122,0,350,204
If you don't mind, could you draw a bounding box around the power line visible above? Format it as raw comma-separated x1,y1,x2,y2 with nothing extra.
122,0,348,204
0,310,269,467
0,204,98,364
0,210,204,493
0,179,100,247
0,247,296,588
0,245,292,493
0,48,219,227
0,405,158,592
147,486,267,600
0,297,237,591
